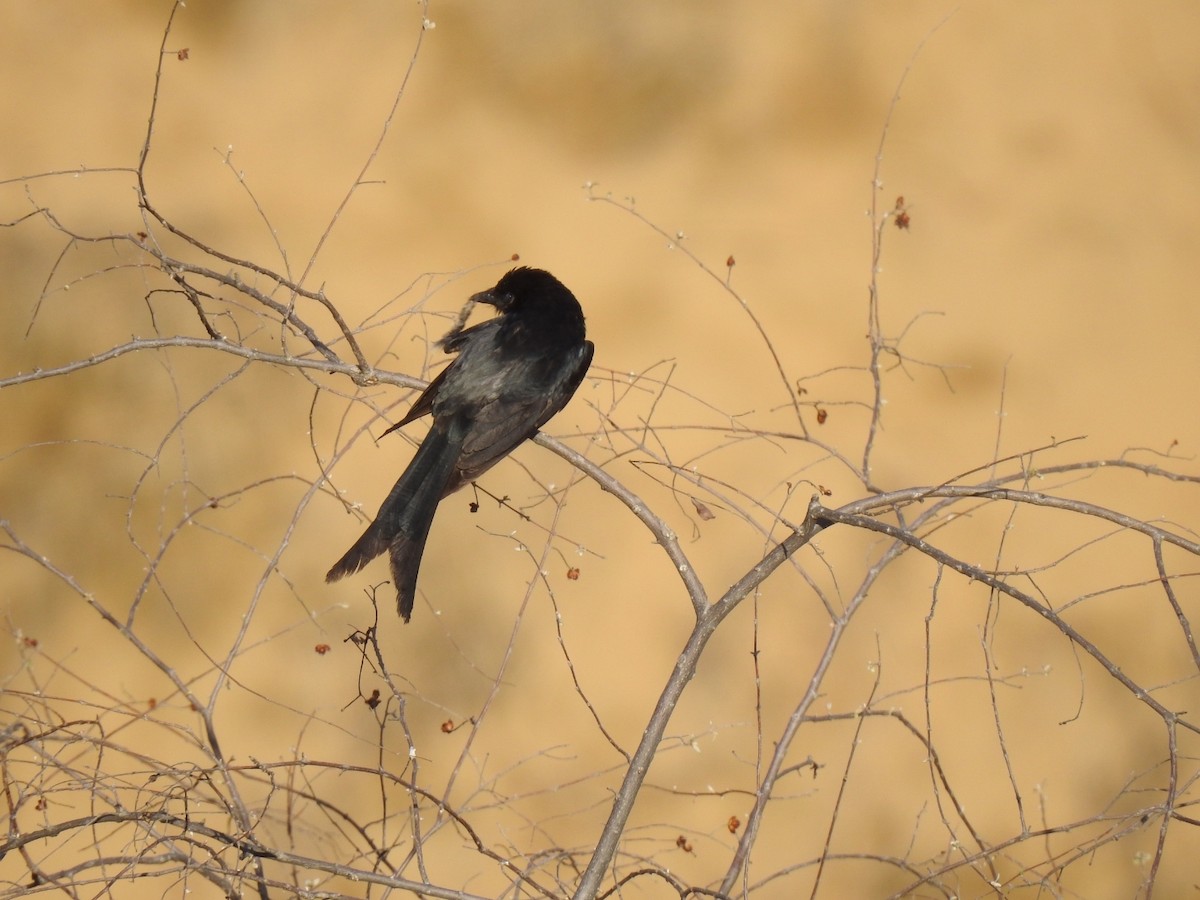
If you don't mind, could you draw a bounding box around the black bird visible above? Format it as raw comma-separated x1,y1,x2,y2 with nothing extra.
326,267,594,621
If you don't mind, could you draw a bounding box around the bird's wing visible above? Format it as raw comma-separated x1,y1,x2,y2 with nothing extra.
381,319,503,436
383,366,448,434
450,340,594,488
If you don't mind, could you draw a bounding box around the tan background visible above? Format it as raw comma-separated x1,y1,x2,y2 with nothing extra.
3,2,1199,897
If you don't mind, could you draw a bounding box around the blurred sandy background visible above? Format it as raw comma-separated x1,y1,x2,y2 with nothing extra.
2,2,1199,897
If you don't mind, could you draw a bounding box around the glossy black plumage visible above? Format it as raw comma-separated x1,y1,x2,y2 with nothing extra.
326,267,594,621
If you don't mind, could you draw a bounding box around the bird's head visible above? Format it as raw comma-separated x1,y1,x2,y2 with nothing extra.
471,267,588,344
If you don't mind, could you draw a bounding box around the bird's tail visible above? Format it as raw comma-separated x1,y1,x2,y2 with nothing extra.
326,416,466,621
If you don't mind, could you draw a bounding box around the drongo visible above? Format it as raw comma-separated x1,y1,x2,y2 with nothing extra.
326,267,594,621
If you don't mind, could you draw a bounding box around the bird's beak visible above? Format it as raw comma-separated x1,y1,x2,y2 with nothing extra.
470,288,508,311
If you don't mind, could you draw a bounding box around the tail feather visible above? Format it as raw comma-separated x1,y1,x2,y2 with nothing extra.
326,416,467,620
386,530,430,622
324,520,389,582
